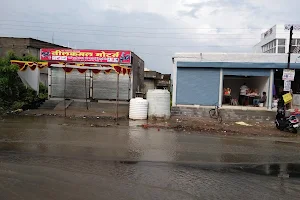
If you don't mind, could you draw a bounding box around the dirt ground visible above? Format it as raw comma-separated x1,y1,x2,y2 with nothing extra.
4,110,299,138
146,116,299,138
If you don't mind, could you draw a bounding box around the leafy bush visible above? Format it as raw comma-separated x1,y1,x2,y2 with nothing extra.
0,51,48,112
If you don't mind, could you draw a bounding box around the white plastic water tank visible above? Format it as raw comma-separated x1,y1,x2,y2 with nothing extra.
129,97,148,120
147,89,170,119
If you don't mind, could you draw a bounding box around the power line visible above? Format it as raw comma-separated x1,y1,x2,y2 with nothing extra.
0,26,261,40
0,33,254,57
37,36,256,48
0,23,261,36
0,33,255,48
0,19,268,30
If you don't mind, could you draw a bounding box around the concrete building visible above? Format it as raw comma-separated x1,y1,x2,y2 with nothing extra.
0,37,67,58
156,74,171,91
172,53,300,110
253,24,300,54
143,68,171,97
0,37,68,86
144,69,162,95
0,38,145,101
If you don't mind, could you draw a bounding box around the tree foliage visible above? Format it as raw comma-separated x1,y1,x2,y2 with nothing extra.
0,51,47,113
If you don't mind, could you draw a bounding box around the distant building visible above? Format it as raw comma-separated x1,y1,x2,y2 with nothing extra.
144,68,171,97
0,37,68,86
156,74,171,91
253,24,300,54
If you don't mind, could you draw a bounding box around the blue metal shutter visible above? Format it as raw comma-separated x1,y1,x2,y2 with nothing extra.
223,69,270,76
177,68,220,106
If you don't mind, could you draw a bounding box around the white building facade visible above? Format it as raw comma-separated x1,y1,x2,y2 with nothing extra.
254,24,300,54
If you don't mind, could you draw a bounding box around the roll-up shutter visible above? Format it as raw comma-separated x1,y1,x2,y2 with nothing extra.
177,68,220,106
93,72,130,100
51,68,90,99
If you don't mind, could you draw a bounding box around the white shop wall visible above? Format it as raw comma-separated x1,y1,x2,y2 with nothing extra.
223,76,269,100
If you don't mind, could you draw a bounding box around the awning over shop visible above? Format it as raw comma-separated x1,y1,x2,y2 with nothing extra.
10,60,132,75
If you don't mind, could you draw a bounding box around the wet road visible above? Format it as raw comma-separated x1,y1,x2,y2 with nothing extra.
1,116,300,199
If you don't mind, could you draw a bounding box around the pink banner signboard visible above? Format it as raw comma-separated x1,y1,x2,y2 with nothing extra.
40,49,131,64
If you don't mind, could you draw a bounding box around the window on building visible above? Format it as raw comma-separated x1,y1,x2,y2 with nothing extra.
278,39,285,46
278,47,285,53
262,39,276,53
290,38,300,53
271,40,275,47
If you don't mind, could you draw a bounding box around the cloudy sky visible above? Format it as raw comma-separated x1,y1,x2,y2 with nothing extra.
1,0,299,73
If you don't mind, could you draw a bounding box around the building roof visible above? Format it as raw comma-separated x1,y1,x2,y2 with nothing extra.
0,37,68,49
173,52,300,63
173,52,300,69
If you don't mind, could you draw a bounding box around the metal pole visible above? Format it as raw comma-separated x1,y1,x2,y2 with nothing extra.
64,64,67,117
116,73,120,123
287,26,293,69
85,71,88,110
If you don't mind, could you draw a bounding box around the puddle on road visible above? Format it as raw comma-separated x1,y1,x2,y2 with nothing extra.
2,116,300,199
177,162,300,179
1,115,300,165
240,163,300,178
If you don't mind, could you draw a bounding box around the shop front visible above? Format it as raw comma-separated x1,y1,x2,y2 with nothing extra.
10,49,145,118
172,53,300,110
222,69,270,107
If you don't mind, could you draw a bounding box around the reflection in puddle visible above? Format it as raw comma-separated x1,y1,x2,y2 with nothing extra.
240,163,300,178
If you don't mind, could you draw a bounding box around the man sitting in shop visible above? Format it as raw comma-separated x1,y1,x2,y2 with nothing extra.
253,92,267,107
239,83,249,105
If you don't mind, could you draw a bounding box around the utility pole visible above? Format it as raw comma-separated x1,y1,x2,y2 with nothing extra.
287,26,293,69
52,32,54,43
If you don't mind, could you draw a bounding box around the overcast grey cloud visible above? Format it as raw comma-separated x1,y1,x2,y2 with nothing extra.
0,0,299,73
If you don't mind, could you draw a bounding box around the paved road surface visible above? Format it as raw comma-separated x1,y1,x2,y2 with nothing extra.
0,116,300,200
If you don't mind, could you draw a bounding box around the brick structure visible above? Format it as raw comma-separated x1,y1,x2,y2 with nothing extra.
0,37,68,86
171,106,275,121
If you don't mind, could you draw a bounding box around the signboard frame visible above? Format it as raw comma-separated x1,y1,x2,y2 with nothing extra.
282,69,295,81
40,49,132,64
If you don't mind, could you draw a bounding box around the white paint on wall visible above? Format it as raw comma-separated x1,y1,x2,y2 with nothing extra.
218,68,223,107
172,60,177,106
173,53,300,64
268,69,274,110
